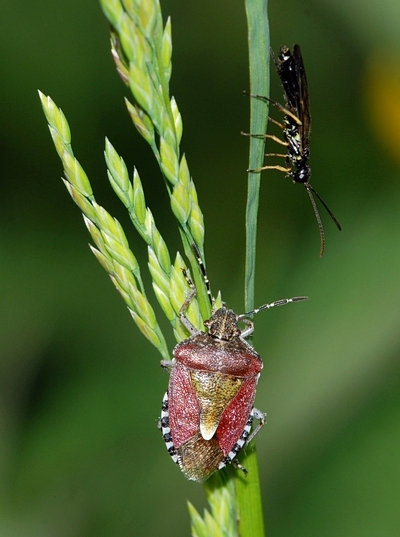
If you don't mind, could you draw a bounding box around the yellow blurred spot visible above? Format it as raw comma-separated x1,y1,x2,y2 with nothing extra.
364,51,400,165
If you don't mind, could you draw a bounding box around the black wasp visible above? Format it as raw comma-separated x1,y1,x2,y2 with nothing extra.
244,44,341,257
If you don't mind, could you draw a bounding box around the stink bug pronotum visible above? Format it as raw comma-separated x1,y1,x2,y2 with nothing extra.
159,245,307,482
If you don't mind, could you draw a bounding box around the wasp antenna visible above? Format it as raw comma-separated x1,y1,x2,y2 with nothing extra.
191,243,213,307
308,185,342,232
305,186,326,257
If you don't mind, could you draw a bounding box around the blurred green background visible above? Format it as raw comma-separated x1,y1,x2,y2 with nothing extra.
1,0,400,536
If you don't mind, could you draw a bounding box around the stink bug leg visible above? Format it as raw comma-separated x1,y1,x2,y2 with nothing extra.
160,245,308,482
177,268,203,336
160,267,205,370
245,407,267,445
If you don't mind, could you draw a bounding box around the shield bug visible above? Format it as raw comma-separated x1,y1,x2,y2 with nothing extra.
159,247,307,482
243,44,341,257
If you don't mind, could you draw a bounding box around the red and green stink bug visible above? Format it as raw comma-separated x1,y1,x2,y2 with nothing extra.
160,249,307,482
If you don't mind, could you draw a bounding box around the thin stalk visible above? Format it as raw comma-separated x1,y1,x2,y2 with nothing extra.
236,1,270,536
244,0,270,315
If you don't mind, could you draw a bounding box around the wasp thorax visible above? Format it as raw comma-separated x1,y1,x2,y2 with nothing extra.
203,307,241,341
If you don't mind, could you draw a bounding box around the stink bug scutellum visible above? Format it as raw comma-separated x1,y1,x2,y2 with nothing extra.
159,245,307,482
243,44,341,257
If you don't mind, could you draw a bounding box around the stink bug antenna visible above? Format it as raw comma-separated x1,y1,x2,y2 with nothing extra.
191,243,213,307
241,295,308,318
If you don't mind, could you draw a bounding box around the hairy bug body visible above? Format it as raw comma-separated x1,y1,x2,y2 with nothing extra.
161,307,263,482
160,252,307,482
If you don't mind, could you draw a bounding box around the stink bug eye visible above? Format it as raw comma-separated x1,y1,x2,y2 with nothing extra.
159,245,308,482
242,44,341,256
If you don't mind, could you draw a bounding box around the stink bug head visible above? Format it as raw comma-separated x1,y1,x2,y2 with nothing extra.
204,307,241,341
159,245,308,482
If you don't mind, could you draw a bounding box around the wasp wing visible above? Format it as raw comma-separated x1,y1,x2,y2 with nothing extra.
272,45,298,113
293,44,311,153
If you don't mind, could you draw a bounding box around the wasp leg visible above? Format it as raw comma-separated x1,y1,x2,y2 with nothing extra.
244,91,302,125
248,164,290,174
268,116,285,129
241,131,288,147
265,152,287,158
